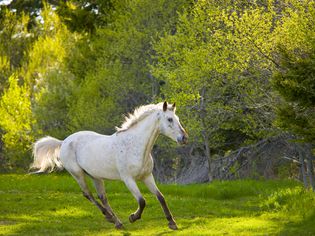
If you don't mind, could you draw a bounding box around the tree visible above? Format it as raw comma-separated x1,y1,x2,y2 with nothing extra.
56,0,113,33
151,0,281,176
0,9,35,92
271,2,315,190
26,4,78,138
0,74,34,170
272,0,315,143
0,4,78,170
273,46,315,142
66,0,191,133
151,0,315,181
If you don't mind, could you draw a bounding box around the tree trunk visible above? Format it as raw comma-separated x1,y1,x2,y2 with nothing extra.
202,129,212,181
199,86,212,182
305,145,315,191
299,149,308,188
306,157,315,191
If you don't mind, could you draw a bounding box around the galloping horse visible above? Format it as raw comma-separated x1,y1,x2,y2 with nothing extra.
30,102,188,230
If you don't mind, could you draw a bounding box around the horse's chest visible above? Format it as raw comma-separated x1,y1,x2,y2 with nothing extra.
124,155,153,180
116,135,155,179
139,155,154,179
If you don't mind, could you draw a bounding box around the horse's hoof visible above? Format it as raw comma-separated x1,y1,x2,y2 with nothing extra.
168,222,178,230
129,213,141,223
129,213,136,223
115,223,124,230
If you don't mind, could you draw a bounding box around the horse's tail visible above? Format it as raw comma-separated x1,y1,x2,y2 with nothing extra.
30,136,63,174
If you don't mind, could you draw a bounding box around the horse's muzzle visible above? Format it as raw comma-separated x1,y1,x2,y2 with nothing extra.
177,134,188,145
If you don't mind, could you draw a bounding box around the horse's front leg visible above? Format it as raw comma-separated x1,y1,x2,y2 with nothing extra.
122,177,146,223
143,174,178,230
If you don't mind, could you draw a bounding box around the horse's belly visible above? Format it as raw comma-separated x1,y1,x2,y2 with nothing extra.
78,154,121,180
75,138,121,180
89,166,121,180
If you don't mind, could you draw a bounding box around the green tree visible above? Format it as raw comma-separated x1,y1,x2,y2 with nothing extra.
66,0,191,133
272,2,315,142
152,0,280,157
0,8,36,171
0,74,34,170
0,9,34,92
0,4,78,170
151,0,315,181
273,43,315,141
27,4,78,138
56,0,113,33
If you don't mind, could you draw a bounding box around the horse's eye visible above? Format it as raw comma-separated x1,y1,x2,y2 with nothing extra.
167,118,173,123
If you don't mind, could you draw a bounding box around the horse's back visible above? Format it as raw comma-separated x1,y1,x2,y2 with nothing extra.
64,131,103,144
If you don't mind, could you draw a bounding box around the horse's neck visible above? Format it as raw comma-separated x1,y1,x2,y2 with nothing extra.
127,112,159,158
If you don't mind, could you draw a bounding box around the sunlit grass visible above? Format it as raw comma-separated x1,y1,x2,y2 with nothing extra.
0,174,314,235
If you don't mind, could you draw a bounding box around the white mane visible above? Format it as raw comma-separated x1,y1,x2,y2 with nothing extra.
116,103,164,132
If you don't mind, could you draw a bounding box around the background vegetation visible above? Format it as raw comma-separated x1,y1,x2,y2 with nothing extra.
0,0,314,186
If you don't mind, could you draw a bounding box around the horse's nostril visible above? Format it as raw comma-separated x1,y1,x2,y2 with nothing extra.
177,134,188,144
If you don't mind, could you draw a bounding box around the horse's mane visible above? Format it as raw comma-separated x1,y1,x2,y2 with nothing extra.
116,103,164,132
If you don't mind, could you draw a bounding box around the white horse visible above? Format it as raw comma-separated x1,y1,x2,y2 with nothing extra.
30,102,188,230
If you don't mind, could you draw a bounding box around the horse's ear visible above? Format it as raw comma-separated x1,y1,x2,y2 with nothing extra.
172,102,176,111
163,101,168,112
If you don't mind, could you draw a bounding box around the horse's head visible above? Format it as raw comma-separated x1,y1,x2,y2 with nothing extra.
159,101,188,145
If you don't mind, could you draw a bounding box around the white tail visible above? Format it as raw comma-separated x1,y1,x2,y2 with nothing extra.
30,136,63,173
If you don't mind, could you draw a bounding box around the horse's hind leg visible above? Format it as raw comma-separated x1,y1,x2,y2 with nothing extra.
92,178,123,228
122,177,146,223
143,174,178,230
70,171,123,229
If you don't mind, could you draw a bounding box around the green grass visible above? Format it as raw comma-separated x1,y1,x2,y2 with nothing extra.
1,174,315,235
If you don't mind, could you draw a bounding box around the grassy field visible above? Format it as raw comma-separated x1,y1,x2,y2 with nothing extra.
0,174,315,236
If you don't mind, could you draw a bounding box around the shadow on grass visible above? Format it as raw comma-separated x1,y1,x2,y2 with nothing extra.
278,210,315,236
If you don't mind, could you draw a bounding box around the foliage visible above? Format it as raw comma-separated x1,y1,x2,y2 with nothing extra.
271,1,315,142
151,0,315,158
0,0,110,32
67,66,120,134
0,75,34,170
0,9,35,92
56,1,108,33
1,174,315,235
151,0,282,154
65,0,191,134
26,5,78,138
0,4,78,169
